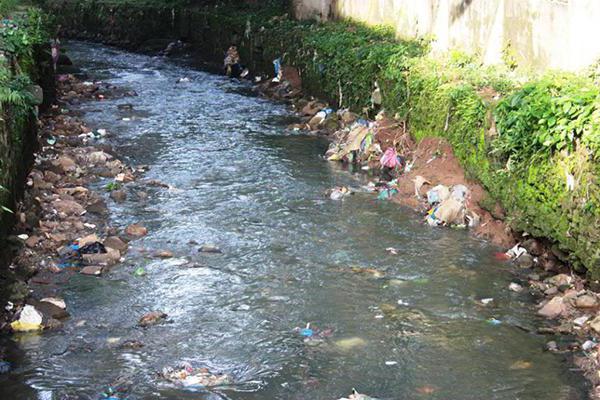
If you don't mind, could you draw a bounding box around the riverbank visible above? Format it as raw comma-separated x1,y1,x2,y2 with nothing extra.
0,5,54,310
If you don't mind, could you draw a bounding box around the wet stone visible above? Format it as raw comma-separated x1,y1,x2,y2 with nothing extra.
103,236,128,252
138,311,167,327
125,224,148,237
110,189,127,203
81,266,103,276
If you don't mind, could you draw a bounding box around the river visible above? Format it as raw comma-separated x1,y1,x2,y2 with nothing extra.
0,42,588,400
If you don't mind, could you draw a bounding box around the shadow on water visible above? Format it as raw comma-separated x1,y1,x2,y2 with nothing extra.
0,41,589,400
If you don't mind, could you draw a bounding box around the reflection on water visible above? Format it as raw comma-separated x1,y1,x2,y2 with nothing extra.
0,42,587,400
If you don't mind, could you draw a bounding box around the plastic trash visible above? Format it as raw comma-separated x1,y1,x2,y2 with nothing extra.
380,147,401,169
161,363,231,388
487,318,502,326
377,188,398,201
11,305,43,332
505,244,527,260
299,323,314,337
339,389,380,400
450,184,469,202
0,361,11,374
426,185,450,205
133,267,147,277
79,241,107,255
330,186,351,201
46,136,57,145
272,58,283,82
429,197,466,226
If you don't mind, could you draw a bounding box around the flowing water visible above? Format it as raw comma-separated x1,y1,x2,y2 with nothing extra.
0,42,589,399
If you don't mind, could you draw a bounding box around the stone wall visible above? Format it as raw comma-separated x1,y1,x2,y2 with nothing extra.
292,0,600,71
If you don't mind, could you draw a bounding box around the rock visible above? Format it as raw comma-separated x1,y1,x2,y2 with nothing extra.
40,297,66,310
110,189,127,203
103,236,128,252
119,339,144,349
78,234,100,247
155,250,173,258
575,294,598,309
301,100,326,116
199,244,222,253
82,247,120,266
25,235,40,248
81,266,103,276
515,253,534,269
88,151,112,165
138,311,167,327
538,296,566,319
282,66,302,90
522,238,544,256
545,274,573,289
52,156,77,173
125,224,147,237
509,282,523,292
52,199,85,216
11,305,43,332
589,316,600,334
43,318,63,330
33,300,69,320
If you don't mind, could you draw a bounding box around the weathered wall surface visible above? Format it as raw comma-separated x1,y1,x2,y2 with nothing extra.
293,0,600,71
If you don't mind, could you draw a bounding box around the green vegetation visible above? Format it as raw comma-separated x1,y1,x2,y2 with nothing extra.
43,0,600,277
0,1,49,225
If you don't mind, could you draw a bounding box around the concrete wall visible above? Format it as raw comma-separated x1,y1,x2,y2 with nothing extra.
292,0,600,71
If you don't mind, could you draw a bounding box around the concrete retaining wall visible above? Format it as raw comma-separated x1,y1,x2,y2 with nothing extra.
292,0,600,71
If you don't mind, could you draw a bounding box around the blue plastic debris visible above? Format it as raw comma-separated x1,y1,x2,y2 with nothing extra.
0,361,11,374
377,188,398,201
487,318,502,326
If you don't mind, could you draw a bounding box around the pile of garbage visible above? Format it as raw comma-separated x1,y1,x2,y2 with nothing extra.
160,362,232,388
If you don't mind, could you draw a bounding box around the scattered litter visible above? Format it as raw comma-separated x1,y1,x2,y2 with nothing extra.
479,298,494,306
413,176,430,198
397,299,409,306
161,362,232,388
329,186,352,201
300,323,314,337
505,244,528,260
574,316,589,326
133,267,147,277
338,389,380,400
508,282,523,292
380,147,402,169
386,247,398,255
4,302,13,311
11,305,43,332
377,187,398,201
272,58,283,82
17,234,29,241
426,185,450,205
0,361,11,374
582,340,597,351
486,318,502,326
385,361,398,366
